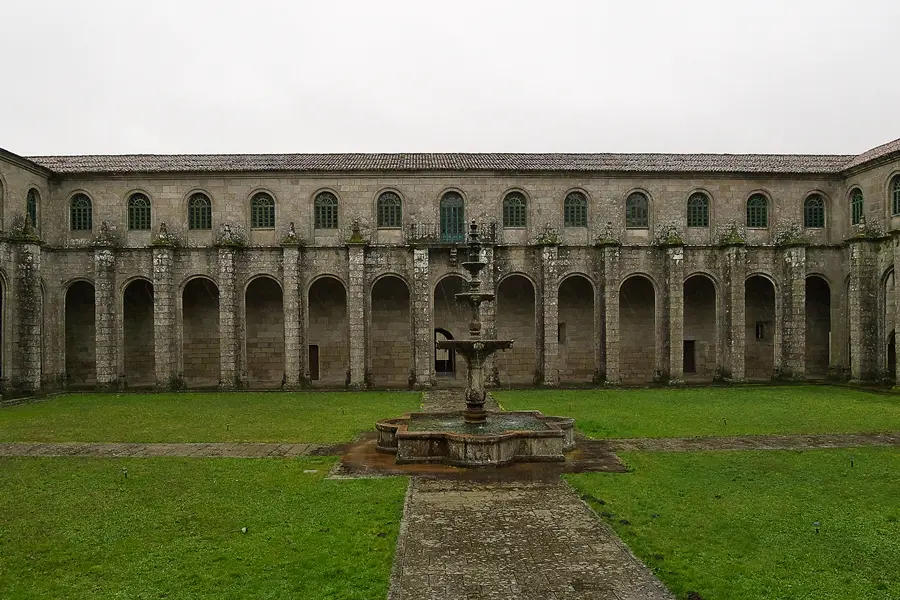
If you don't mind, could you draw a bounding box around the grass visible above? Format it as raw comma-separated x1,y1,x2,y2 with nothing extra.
567,448,900,600
0,457,407,600
0,391,420,443
496,385,900,438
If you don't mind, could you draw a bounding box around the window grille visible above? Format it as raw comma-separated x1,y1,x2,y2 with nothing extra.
503,192,527,228
850,189,864,225
563,192,587,227
625,192,649,228
440,192,465,243
687,192,709,228
70,193,92,231
376,192,402,228
26,188,38,227
188,193,212,230
746,194,768,228
314,192,338,229
803,194,825,228
250,192,275,229
892,176,900,216
128,193,151,230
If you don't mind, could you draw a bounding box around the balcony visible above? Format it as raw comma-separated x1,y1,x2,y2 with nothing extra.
404,221,500,246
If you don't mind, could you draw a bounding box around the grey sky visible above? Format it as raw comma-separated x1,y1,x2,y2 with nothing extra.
2,0,898,155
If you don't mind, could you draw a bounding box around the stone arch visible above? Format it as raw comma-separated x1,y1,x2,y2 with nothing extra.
65,280,96,386
882,268,895,380
683,273,718,379
496,273,537,384
244,275,284,388
805,275,831,377
369,274,412,386
123,278,154,386
619,274,656,383
745,274,777,379
0,268,6,381
307,275,348,386
558,273,594,383
433,274,469,382
181,276,220,387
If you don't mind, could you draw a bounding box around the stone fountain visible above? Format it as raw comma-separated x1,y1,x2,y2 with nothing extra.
376,221,575,467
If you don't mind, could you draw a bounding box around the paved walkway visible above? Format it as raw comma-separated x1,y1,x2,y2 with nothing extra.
0,441,338,458
596,431,900,453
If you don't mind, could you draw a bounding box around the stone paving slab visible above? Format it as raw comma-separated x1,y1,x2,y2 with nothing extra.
593,431,900,453
0,442,334,458
388,478,675,600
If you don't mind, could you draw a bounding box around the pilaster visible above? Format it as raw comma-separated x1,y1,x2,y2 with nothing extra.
601,244,621,384
722,244,747,382
347,243,367,389
152,245,176,388
282,245,303,387
847,238,878,381
779,245,807,379
540,245,560,386
664,245,684,383
411,247,433,388
893,232,900,385
12,241,43,393
217,247,238,389
93,245,118,388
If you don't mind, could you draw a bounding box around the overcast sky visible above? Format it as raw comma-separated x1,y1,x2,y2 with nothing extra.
2,0,898,156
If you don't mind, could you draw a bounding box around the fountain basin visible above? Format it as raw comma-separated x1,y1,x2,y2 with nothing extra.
376,411,576,467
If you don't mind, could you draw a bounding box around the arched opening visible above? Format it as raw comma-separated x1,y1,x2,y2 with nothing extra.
558,275,594,383
245,276,284,388
433,275,469,383
65,281,96,386
619,275,656,383
884,270,895,381
182,278,220,387
308,276,348,386
683,274,717,379
0,276,4,381
745,275,776,380
123,279,154,386
370,275,412,387
805,276,831,378
496,274,536,385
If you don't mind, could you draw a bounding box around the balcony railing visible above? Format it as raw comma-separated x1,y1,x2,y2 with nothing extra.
404,221,500,246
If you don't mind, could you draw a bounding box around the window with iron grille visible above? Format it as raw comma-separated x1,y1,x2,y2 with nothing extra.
850,189,864,225
564,191,587,227
687,192,709,228
315,192,338,229
502,192,527,228
746,194,768,228
26,188,38,227
625,192,649,228
128,193,151,230
70,193,92,231
188,193,212,230
893,176,900,216
250,192,275,229
377,192,402,228
803,194,825,228
440,192,465,243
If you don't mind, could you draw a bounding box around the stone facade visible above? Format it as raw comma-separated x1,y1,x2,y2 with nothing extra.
0,141,899,392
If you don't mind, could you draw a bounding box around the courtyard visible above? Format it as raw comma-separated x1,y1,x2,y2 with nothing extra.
1,385,899,599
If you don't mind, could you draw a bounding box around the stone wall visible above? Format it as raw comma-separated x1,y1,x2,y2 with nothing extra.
495,275,536,385
619,276,656,383
683,275,718,379
745,275,776,379
558,275,594,382
123,279,155,386
65,281,96,386
244,276,284,387
307,276,348,386
182,278,220,387
369,275,412,387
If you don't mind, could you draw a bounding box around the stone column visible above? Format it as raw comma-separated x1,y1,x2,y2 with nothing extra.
847,238,878,381
218,247,238,389
540,244,560,386
411,247,433,388
601,243,621,384
93,245,118,389
722,244,747,382
480,245,499,386
152,243,176,389
347,243,367,389
282,244,303,388
665,244,685,383
12,241,43,393
779,245,807,379
893,233,900,385
593,249,605,383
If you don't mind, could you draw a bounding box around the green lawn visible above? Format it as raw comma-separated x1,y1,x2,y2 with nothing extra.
496,386,900,438
0,457,407,600
567,448,900,600
0,391,420,443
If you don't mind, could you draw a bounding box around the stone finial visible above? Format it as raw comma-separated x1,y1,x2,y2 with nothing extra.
152,221,177,247
280,221,303,246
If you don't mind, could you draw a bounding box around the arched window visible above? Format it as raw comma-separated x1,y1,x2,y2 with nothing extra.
502,192,527,228
850,188,864,225
625,192,649,228
687,192,710,228
746,194,768,228
188,192,212,230
564,191,587,227
376,192,402,228
128,193,151,230
440,191,465,243
70,193,92,231
892,176,900,216
250,192,275,229
26,188,39,227
803,194,825,228
314,191,338,229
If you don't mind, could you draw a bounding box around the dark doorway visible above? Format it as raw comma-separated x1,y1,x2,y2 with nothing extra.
309,345,320,381
888,332,896,380
434,329,455,375
683,340,696,373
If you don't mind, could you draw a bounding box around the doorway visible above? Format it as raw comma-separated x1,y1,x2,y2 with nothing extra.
683,340,696,374
434,329,455,375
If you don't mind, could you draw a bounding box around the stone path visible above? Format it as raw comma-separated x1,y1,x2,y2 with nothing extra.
595,431,900,453
0,441,339,458
420,389,499,412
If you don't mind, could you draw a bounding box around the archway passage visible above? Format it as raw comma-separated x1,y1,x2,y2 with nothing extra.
245,277,284,388
683,275,717,379
884,271,895,381
496,275,536,385
745,275,776,380
558,275,594,383
434,329,455,375
805,276,831,378
370,276,411,387
182,278,220,388
123,279,154,386
66,281,96,386
308,277,348,386
433,275,469,383
619,276,656,383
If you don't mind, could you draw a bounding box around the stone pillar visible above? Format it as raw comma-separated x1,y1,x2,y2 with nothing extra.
481,245,499,386
282,244,303,388
593,249,605,383
893,233,900,385
347,243,367,389
847,239,878,381
93,245,118,389
601,244,621,384
541,245,560,386
722,244,747,382
12,241,43,393
779,245,806,379
665,244,685,383
218,247,238,389
152,244,176,389
411,247,433,388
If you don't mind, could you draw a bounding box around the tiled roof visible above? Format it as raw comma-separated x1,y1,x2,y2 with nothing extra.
843,137,900,171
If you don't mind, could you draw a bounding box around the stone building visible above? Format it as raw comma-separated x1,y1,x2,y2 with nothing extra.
0,138,899,393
